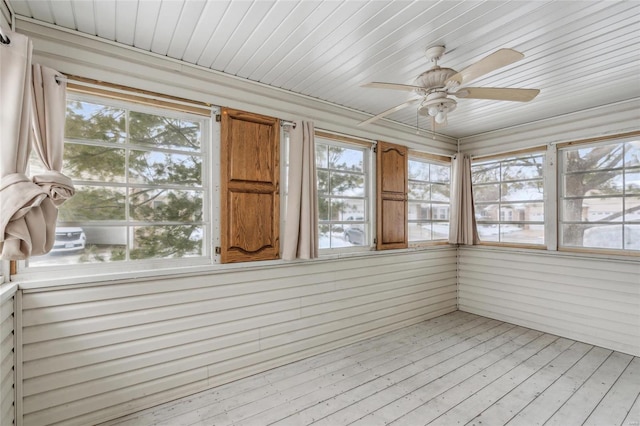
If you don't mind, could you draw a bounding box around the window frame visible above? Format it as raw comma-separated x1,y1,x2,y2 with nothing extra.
407,152,452,246
20,89,213,278
315,134,374,253
557,134,640,255
471,148,547,248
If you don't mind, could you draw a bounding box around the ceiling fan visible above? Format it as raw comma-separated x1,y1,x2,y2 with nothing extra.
358,45,540,127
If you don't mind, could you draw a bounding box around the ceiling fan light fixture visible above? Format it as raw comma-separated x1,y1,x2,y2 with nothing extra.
419,96,457,117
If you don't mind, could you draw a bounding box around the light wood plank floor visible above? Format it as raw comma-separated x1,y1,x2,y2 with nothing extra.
103,311,640,426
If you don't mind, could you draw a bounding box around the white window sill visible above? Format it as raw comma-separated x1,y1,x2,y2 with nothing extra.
14,244,457,291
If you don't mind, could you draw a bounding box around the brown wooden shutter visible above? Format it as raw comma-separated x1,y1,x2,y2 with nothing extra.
220,108,280,263
376,141,408,250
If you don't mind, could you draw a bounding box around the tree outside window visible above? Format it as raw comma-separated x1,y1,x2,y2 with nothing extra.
316,139,369,249
560,138,640,251
408,157,450,242
472,153,545,245
28,95,208,266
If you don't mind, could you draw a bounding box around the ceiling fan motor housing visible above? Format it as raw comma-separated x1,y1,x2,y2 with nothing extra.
413,67,458,95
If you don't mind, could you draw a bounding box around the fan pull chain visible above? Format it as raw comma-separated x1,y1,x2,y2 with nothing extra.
416,108,420,135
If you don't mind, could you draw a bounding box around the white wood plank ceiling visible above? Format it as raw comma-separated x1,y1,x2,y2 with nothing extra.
8,0,640,139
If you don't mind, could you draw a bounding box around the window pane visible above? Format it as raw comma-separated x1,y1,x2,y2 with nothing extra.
477,224,499,242
625,225,640,249
58,186,126,221
472,162,500,184
431,164,450,183
625,197,640,222
316,140,369,250
316,145,328,169
431,184,450,203
408,222,449,241
408,160,429,180
318,196,330,221
501,180,543,201
63,145,126,183
563,198,624,223
409,158,451,243
433,222,449,239
563,224,623,249
472,153,544,246
408,202,431,220
626,169,640,194
130,225,203,259
501,224,544,245
65,100,125,143
474,184,500,203
432,204,450,220
129,112,201,151
28,225,127,267
564,171,623,197
408,182,430,201
330,172,364,196
318,224,330,249
129,151,202,186
409,222,432,241
328,146,363,172
343,223,366,246
564,143,623,172
317,170,329,194
330,199,365,222
501,156,543,181
130,189,203,222
626,141,640,167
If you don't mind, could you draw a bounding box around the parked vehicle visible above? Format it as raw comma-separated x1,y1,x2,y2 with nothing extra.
343,225,364,245
51,227,86,253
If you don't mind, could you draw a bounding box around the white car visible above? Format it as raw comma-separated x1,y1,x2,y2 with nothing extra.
51,227,87,253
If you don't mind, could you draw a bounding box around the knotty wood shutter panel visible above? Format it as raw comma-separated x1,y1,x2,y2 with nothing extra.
376,141,408,250
220,108,280,263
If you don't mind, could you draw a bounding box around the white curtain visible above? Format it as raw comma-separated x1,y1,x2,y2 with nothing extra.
449,153,479,245
0,30,47,259
0,31,71,260
31,65,74,206
282,121,318,260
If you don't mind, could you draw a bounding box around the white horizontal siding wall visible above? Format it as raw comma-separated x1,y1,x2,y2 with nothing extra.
0,284,16,426
20,248,456,425
458,247,640,357
459,98,640,157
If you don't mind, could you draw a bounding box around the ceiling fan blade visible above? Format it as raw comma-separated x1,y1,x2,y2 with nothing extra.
361,82,423,91
358,98,421,126
454,87,540,102
447,48,524,86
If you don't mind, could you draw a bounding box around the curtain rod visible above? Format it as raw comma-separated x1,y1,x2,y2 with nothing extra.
55,74,213,111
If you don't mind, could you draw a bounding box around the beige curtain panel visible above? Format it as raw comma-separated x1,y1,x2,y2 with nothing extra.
282,121,319,260
449,153,480,245
0,31,70,260
31,64,74,207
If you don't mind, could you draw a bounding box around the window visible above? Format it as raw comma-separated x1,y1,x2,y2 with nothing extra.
472,152,545,245
28,92,209,268
316,137,370,249
408,156,450,242
559,137,640,251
